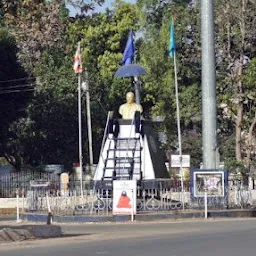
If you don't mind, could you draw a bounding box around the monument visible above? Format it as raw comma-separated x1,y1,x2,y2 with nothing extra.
119,92,143,119
93,28,169,189
93,91,169,188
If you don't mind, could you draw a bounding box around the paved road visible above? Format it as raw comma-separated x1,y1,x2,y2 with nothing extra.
0,215,16,222
1,219,256,256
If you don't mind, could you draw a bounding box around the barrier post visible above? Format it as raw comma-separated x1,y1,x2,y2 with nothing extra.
16,188,22,223
204,188,208,219
131,189,134,222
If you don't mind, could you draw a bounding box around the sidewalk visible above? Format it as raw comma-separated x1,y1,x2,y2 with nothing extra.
21,208,256,223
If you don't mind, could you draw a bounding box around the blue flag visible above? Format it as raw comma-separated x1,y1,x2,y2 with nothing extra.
122,29,135,65
169,20,175,57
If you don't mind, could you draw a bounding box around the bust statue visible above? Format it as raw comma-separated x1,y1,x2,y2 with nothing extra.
119,92,143,119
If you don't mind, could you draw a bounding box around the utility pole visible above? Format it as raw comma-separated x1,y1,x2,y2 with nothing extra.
82,71,94,176
201,0,217,169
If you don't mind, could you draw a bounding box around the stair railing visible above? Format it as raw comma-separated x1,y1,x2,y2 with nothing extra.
99,111,112,160
121,114,137,179
94,111,112,187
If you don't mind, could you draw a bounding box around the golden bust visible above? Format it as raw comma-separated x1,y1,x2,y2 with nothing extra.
119,92,143,119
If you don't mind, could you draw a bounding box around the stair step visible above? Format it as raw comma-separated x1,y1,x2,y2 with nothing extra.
111,156,140,159
103,174,131,178
114,178,131,180
112,161,140,164
105,158,140,163
104,167,132,170
108,148,142,152
113,137,140,141
115,140,139,145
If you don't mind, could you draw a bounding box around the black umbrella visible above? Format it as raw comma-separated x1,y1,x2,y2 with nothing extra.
114,64,146,78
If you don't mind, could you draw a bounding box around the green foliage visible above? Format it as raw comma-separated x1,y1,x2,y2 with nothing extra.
224,159,247,177
1,1,77,170
67,1,139,113
66,0,140,161
0,157,8,166
215,0,256,163
24,49,79,168
137,0,202,164
1,0,255,173
67,0,105,13
1,46,80,170
243,57,256,105
3,0,66,73
1,0,140,170
0,28,32,170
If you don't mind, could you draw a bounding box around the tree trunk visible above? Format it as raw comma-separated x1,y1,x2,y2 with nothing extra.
4,153,21,172
246,112,256,164
235,0,246,162
235,103,243,161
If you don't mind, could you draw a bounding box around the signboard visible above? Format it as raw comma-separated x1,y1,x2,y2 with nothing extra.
191,170,228,198
171,155,190,168
30,180,51,188
113,180,137,215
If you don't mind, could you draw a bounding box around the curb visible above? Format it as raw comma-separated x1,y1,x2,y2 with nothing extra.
21,209,256,223
0,225,62,243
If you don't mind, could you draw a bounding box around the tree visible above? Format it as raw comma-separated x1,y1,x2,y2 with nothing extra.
1,0,139,170
1,1,76,170
215,0,256,172
23,49,79,169
66,0,139,162
67,0,105,13
0,27,33,170
136,0,202,165
3,0,66,73
243,58,256,170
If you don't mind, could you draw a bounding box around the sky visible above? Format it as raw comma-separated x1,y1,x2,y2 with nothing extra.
96,0,136,12
68,0,136,16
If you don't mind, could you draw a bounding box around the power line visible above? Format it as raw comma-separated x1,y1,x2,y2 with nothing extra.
0,88,35,95
0,77,36,83
0,83,35,90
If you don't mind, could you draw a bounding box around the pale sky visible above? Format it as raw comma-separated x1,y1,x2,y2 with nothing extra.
97,0,136,11
68,0,136,16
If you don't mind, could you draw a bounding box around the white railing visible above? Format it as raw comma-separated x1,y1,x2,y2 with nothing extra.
25,185,253,216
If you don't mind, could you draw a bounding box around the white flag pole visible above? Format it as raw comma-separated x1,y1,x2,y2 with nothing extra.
76,42,83,197
78,72,83,197
171,21,185,211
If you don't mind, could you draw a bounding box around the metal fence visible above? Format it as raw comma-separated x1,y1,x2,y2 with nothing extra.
0,171,97,198
0,170,60,198
0,171,188,198
0,171,253,215
25,181,253,216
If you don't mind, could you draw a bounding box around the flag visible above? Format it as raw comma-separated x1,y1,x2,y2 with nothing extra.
169,20,175,57
122,29,135,65
73,43,83,74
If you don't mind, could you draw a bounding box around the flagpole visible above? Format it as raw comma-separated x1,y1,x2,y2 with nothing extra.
170,20,184,210
78,71,83,197
121,29,141,103
173,50,184,211
74,41,83,197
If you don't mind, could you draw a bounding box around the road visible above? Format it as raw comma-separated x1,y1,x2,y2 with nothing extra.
0,218,256,256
